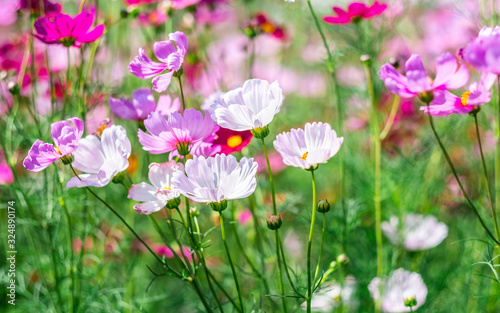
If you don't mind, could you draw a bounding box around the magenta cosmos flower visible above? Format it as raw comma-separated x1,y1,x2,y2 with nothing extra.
109,88,180,120
420,72,496,116
138,109,219,156
128,161,183,214
379,52,469,102
34,12,105,47
129,31,188,93
273,122,343,170
461,26,500,74
213,127,253,155
67,125,131,188
172,154,258,210
23,117,84,172
323,1,387,24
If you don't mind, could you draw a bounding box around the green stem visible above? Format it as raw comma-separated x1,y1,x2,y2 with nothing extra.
379,95,401,140
177,75,187,111
249,196,266,275
306,169,317,313
275,230,288,313
473,113,500,240
313,213,326,284
149,214,184,276
261,138,277,214
277,231,306,298
219,212,244,312
248,37,255,79
425,105,500,245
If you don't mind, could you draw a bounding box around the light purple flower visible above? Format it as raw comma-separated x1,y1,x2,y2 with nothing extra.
207,79,284,131
129,31,188,92
369,268,428,312
67,125,131,188
379,52,469,99
138,108,219,156
273,122,343,170
461,26,500,74
420,72,496,116
381,214,448,251
128,161,183,214
172,154,258,204
109,88,180,120
23,117,84,172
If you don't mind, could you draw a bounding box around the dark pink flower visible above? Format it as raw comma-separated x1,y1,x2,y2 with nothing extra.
34,12,105,47
212,127,253,155
323,1,387,25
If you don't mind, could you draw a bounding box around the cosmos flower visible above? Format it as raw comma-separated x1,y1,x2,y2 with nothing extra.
369,268,428,312
301,276,357,312
129,31,187,93
128,161,183,214
381,214,448,251
172,154,258,208
207,79,284,132
273,122,343,170
20,0,62,17
461,26,500,74
420,72,496,116
23,117,84,172
109,88,180,120
323,1,387,25
213,127,253,155
34,12,105,47
67,125,131,188
138,109,219,156
379,52,469,101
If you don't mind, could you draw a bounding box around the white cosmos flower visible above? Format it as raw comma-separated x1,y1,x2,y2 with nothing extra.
381,214,448,251
207,79,284,131
128,161,183,214
67,125,131,188
273,122,344,170
369,268,428,313
301,276,357,312
171,154,258,204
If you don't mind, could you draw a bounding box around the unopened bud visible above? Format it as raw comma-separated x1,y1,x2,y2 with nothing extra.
251,126,270,140
210,200,227,212
120,9,129,18
8,81,19,95
317,199,331,213
267,214,282,230
389,57,400,69
360,55,371,66
336,253,349,266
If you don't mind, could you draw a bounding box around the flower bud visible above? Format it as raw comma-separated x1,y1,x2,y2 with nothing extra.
404,296,417,308
251,126,270,140
8,81,19,95
60,154,74,165
317,199,331,213
166,197,181,209
120,9,129,18
336,253,349,266
389,57,400,69
210,200,228,212
360,55,372,66
267,214,282,230
190,207,199,217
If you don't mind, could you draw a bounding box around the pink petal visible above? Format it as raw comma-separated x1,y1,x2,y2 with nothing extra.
405,54,430,93
152,71,174,92
77,24,105,43
129,48,168,80
153,40,177,64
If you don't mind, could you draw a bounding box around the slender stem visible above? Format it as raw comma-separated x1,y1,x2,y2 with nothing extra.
249,196,266,275
313,213,326,284
165,209,193,273
206,268,242,312
379,95,401,140
277,231,306,298
306,169,317,313
248,37,255,79
149,215,184,277
473,113,500,240
219,212,244,312
261,138,277,215
177,75,187,112
425,105,500,245
191,279,216,313
275,230,288,313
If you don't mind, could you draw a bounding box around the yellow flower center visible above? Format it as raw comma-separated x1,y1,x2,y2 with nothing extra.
164,186,171,190
227,135,243,148
261,22,276,34
97,123,108,137
56,146,62,155
301,152,309,160
461,91,471,106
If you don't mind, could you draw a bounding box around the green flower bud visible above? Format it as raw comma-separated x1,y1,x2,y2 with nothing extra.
267,214,282,230
317,199,331,213
251,126,270,140
336,253,349,266
8,81,19,96
210,200,228,212
190,207,199,217
120,9,129,19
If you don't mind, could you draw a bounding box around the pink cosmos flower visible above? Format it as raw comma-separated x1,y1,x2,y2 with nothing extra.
109,88,180,120
172,154,258,205
213,127,253,155
237,209,253,225
273,122,344,170
255,152,287,175
34,12,105,47
128,161,183,214
461,26,500,74
323,1,387,25
379,52,469,101
138,109,219,156
154,244,198,263
67,125,131,188
0,150,13,185
0,0,19,27
420,72,496,116
137,10,168,27
23,117,84,172
171,0,201,9
129,31,188,93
